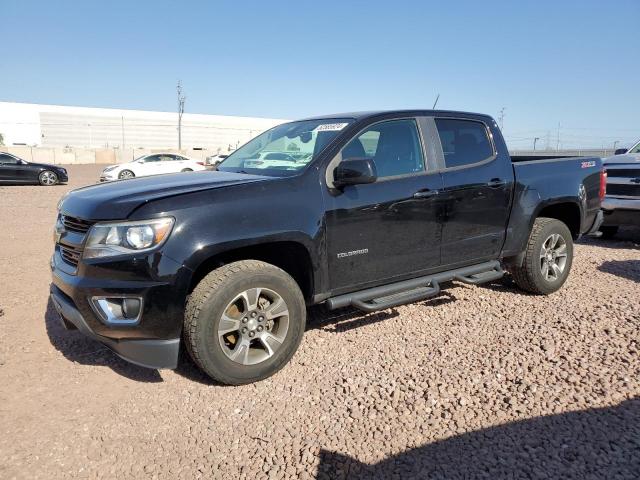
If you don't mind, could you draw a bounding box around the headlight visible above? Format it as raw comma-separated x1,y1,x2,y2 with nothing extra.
83,217,174,259
103,166,118,173
57,192,70,210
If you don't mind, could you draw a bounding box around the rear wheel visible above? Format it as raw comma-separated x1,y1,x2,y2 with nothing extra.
599,226,618,239
184,260,306,385
38,170,58,186
510,217,573,295
118,169,135,180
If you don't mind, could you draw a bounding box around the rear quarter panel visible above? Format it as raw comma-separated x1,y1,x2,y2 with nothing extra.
501,157,602,258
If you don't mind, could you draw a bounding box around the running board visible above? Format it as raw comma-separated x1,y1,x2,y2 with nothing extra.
326,261,503,313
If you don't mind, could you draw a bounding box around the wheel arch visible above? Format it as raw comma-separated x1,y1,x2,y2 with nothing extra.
187,240,316,303
504,199,581,269
535,200,582,238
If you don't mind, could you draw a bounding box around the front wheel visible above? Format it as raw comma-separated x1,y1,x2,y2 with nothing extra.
118,169,135,180
510,217,574,295
180,168,193,172
184,260,306,385
39,170,58,186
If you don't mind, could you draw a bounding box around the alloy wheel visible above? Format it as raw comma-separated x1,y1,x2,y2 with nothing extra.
39,171,57,185
540,233,568,281
217,287,290,365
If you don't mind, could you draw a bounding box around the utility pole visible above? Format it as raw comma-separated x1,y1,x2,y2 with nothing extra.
556,122,561,151
121,116,125,149
533,137,540,151
498,107,505,131
177,81,186,150
613,140,619,151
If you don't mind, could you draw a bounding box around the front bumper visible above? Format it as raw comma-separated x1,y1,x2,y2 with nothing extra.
602,196,640,227
603,196,640,212
51,286,179,369
50,246,191,369
56,170,69,183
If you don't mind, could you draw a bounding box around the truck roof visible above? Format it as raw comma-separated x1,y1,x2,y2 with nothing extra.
299,109,494,122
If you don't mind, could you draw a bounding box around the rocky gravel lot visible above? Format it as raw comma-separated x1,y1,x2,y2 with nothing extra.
0,165,639,479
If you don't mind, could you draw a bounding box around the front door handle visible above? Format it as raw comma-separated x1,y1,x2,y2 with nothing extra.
413,189,439,199
487,178,506,188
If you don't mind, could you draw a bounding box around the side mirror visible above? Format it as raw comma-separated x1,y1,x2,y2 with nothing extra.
334,157,377,187
615,148,628,155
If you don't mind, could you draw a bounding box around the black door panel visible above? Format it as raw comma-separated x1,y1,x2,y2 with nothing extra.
325,173,443,292
440,161,513,265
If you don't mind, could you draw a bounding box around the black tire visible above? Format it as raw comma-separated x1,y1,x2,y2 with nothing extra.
599,226,619,239
118,169,135,180
184,260,306,385
181,168,193,172
38,170,58,186
510,217,574,295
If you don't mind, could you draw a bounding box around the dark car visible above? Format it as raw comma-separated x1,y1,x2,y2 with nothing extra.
50,110,604,385
0,152,68,186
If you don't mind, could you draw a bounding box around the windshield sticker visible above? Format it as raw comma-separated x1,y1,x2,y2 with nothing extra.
316,123,349,132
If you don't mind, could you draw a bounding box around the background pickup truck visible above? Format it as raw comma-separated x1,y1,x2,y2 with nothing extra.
50,110,605,385
599,138,640,238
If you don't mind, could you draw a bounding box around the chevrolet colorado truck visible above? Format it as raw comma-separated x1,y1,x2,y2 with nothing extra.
50,110,605,384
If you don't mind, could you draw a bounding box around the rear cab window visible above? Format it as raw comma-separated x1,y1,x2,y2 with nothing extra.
435,118,494,168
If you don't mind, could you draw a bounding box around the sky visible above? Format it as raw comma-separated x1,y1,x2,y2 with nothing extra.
2,0,639,149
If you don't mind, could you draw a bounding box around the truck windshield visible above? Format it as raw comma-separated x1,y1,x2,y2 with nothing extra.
217,118,354,176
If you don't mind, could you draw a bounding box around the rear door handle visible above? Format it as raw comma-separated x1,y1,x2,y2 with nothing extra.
413,189,439,199
487,178,506,188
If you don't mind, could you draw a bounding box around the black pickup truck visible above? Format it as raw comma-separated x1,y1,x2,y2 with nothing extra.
50,110,604,384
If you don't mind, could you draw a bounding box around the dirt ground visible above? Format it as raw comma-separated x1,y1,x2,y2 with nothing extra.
0,164,639,479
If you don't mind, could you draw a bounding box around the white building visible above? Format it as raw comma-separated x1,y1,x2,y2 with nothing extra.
0,102,287,153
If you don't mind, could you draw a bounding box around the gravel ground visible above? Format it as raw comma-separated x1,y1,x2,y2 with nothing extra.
0,165,639,479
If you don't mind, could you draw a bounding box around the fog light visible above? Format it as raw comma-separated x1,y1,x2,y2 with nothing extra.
122,298,141,319
90,296,143,325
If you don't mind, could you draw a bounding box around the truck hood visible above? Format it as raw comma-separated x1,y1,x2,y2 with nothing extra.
603,153,640,164
60,171,270,220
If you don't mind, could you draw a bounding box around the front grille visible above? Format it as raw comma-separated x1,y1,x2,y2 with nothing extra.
607,184,640,197
61,215,95,233
60,244,82,267
606,169,640,178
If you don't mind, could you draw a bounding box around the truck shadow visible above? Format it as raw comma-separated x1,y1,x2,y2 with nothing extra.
578,227,640,249
44,297,163,383
598,259,640,283
316,398,640,479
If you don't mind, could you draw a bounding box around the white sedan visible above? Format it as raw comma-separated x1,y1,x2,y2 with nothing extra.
99,153,206,182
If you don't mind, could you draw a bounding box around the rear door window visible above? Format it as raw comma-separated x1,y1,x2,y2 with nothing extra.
0,154,19,164
435,118,494,168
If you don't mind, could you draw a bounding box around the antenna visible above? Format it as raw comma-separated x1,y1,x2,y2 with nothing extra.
432,94,440,109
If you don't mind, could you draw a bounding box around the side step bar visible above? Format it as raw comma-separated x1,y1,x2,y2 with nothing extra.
326,261,504,313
